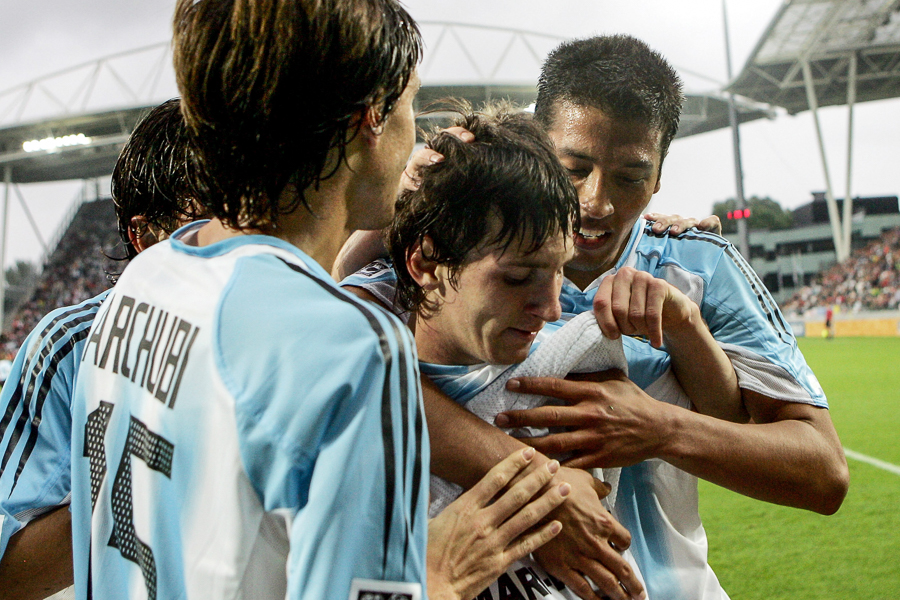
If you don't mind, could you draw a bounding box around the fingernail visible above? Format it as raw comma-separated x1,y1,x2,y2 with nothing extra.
638,592,648,600
522,447,535,460
558,483,571,497
495,413,510,426
547,459,559,474
461,132,475,142
506,379,521,391
671,226,680,234
429,154,443,163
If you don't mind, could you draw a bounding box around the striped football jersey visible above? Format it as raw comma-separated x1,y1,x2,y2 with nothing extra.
71,223,428,600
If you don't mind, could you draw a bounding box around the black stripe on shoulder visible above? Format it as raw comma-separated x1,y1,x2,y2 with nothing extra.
666,231,730,248
0,303,101,466
722,246,792,342
1,311,96,493
275,258,422,576
8,323,94,493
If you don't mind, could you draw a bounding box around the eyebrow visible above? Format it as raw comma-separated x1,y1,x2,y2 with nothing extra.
502,253,571,269
559,147,655,172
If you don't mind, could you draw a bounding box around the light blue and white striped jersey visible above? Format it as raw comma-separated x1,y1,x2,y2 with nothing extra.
0,289,109,562
560,218,827,408
71,223,428,600
420,317,725,600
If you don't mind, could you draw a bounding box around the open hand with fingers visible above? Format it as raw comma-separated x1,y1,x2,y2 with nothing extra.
427,447,570,600
497,371,678,471
530,466,645,600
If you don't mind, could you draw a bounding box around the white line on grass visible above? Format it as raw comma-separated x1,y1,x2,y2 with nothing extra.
844,448,900,477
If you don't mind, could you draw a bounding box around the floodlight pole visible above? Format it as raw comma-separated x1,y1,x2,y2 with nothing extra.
842,52,857,258
0,166,10,332
801,60,846,261
722,0,750,259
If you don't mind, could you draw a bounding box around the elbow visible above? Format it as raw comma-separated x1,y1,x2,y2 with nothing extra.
812,455,850,516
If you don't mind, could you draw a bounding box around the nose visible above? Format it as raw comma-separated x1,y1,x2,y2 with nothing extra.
579,171,613,220
528,284,563,324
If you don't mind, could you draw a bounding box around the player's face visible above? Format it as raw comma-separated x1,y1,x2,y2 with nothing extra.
547,101,663,288
420,228,573,366
352,71,420,230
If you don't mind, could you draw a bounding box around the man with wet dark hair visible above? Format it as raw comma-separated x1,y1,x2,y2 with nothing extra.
388,102,580,315
112,97,201,259
0,98,203,600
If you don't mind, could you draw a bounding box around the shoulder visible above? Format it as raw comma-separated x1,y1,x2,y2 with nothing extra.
216,253,413,397
340,257,397,286
13,290,110,382
636,224,732,277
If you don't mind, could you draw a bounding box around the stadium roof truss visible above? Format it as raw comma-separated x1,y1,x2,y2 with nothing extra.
728,0,900,261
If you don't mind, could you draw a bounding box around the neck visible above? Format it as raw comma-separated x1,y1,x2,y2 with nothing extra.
195,181,354,277
563,267,605,291
413,314,476,366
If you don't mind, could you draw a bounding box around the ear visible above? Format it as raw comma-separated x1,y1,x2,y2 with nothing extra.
129,216,158,254
406,236,441,291
358,105,386,146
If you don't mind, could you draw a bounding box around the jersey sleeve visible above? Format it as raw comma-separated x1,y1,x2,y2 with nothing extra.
696,243,828,407
217,255,428,599
339,259,409,323
0,292,106,559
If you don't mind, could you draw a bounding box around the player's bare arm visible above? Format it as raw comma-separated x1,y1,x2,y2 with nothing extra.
498,375,849,515
421,378,643,600
0,506,72,600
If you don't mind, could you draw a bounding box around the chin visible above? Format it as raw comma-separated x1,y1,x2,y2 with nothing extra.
567,254,608,274
491,348,530,366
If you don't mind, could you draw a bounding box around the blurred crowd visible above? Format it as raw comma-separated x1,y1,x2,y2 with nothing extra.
0,199,122,361
781,227,900,316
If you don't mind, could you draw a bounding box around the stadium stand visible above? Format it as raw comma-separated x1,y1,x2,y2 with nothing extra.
782,226,900,316
0,198,120,360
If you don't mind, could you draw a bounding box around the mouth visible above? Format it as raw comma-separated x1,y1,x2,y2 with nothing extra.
507,327,542,341
574,229,611,250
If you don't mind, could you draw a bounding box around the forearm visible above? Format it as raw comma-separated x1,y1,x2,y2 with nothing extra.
659,398,848,514
0,505,73,600
423,376,538,487
663,303,747,423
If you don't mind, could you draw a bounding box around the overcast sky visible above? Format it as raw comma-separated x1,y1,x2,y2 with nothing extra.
1,0,898,268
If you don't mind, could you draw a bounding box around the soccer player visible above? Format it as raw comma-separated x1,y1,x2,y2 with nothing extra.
67,3,570,600
0,98,202,600
454,35,847,599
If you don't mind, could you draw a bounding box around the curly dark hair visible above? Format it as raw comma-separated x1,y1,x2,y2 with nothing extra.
172,0,422,230
111,98,201,260
534,35,684,169
388,100,580,313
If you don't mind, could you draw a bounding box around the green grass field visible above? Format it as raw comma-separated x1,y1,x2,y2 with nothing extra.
700,337,900,599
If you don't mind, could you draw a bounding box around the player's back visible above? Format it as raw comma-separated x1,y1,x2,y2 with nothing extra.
70,224,428,600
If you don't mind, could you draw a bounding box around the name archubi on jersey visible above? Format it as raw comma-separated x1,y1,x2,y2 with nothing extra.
83,294,199,409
